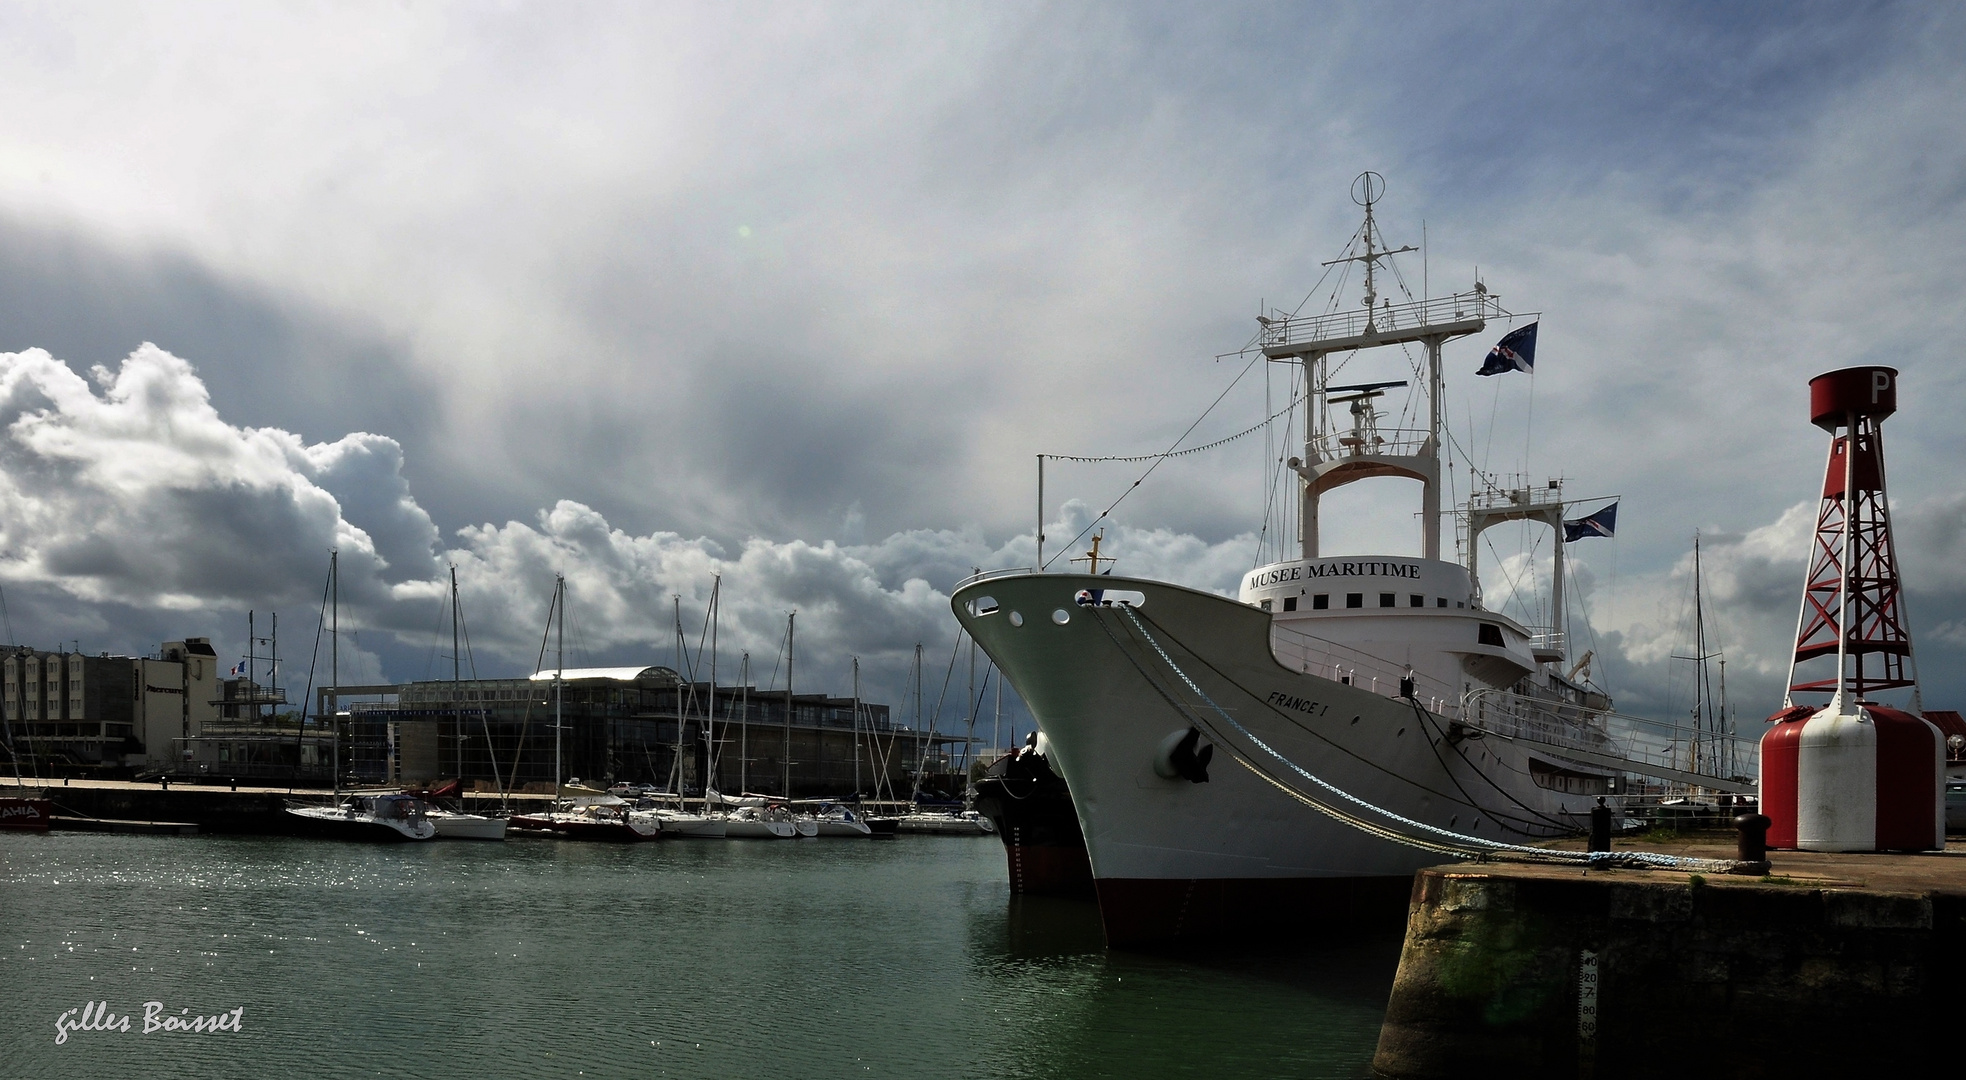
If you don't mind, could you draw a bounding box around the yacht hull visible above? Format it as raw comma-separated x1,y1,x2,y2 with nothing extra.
725,817,798,839
509,814,660,841
428,812,508,841
286,806,436,842
954,573,1601,946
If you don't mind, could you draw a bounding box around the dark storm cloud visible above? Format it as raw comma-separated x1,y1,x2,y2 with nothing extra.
0,3,1962,730
0,214,441,489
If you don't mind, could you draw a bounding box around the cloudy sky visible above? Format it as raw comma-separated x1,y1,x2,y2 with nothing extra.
1,2,1963,740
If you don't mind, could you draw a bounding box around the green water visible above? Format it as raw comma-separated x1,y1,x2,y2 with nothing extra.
0,833,1397,1079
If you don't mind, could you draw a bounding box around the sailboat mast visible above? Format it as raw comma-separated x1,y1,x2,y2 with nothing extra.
554,574,564,802
739,653,749,794
783,612,794,799
912,642,922,804
709,575,719,799
852,657,862,795
674,595,684,804
1693,533,1711,781
965,632,976,777
330,551,338,798
451,565,461,782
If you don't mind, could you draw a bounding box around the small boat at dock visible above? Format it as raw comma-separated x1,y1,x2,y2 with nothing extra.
723,806,798,839
509,796,661,841
286,794,438,842
805,804,873,837
425,807,507,840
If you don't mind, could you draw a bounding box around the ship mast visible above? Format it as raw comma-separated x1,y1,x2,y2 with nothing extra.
1260,172,1495,564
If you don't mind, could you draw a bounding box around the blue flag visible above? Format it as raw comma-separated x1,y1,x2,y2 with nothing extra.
1563,502,1617,542
1477,322,1538,376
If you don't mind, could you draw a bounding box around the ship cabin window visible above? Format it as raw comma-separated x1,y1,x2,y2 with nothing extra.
1379,593,1395,608
1345,593,1363,609
1282,596,1297,612
1456,601,1466,609
1478,623,1505,647
1409,594,1424,608
1437,598,1448,607
1312,594,1329,610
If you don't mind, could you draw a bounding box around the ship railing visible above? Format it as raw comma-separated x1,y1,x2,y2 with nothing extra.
1267,622,1463,717
1466,477,1565,513
1306,427,1432,462
1259,291,1505,350
1460,689,1628,759
954,567,1038,590
1460,688,1761,785
1523,626,1566,655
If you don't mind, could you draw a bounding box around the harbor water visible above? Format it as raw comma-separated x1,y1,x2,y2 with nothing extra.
1,832,1398,1078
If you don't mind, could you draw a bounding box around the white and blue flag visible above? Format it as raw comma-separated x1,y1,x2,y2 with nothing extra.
1477,322,1538,376
1563,502,1618,542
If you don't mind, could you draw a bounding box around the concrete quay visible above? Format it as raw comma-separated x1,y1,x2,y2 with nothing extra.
1372,835,1966,1078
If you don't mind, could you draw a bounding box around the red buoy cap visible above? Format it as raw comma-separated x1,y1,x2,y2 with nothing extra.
1809,366,1898,430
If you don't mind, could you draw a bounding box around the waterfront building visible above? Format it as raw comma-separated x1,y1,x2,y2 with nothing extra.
0,638,220,776
334,666,961,798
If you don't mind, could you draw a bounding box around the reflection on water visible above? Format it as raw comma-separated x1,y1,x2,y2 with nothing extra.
2,833,1395,1079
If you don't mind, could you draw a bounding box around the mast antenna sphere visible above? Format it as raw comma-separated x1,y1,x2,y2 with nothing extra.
1351,171,1384,207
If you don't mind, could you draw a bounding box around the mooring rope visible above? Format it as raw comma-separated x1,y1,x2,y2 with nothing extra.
1110,604,1750,874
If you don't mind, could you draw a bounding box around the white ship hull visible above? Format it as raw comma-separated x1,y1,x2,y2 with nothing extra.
954,570,1614,946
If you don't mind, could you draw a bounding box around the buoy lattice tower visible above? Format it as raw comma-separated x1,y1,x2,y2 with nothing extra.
1760,366,1943,852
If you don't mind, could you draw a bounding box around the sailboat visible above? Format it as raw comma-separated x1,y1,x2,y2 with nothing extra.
648,588,727,838
508,575,660,841
423,566,507,840
287,551,437,843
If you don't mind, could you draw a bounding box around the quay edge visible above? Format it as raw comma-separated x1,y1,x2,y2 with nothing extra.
1372,855,1966,1077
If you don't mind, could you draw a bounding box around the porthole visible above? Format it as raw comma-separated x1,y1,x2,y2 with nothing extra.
1008,611,1025,627
1051,609,1071,625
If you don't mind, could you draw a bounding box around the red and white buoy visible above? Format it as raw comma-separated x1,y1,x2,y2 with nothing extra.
1759,366,1943,852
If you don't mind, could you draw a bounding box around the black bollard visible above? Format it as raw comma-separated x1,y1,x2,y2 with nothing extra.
1735,813,1772,862
1589,797,1612,853
230,778,238,792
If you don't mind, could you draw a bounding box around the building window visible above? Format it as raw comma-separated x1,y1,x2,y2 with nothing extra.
1379,593,1396,608
1410,594,1424,607
1437,597,1448,607
1346,594,1363,608
1282,596,1297,612
1478,623,1505,647
1312,594,1329,610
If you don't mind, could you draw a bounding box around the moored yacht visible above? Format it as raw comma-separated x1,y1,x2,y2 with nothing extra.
287,793,438,842
509,795,661,841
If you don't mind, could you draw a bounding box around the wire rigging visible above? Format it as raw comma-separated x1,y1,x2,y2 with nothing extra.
1040,351,1266,569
